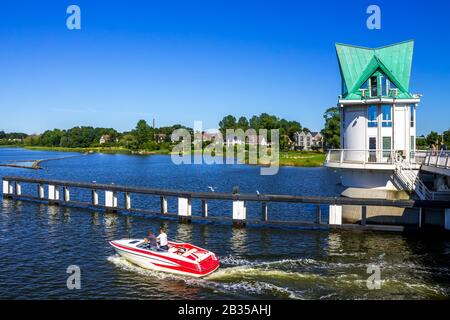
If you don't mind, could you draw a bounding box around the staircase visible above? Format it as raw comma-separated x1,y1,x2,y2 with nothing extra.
393,155,432,200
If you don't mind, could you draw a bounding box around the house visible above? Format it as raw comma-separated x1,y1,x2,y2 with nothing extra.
294,131,322,150
99,134,118,144
225,134,269,147
155,133,167,143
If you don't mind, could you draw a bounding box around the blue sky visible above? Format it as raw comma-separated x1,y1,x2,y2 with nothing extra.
0,0,449,135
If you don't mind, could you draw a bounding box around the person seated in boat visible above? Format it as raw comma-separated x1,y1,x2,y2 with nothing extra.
156,227,169,251
143,231,158,250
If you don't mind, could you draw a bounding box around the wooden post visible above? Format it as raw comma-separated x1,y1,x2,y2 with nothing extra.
91,190,99,206
63,187,70,202
178,197,192,223
418,208,426,228
261,202,268,222
37,184,44,199
316,205,321,224
15,182,22,196
361,206,367,226
201,199,208,218
2,180,13,198
125,192,131,210
105,191,117,211
233,200,246,226
160,196,168,214
48,185,59,204
329,205,342,225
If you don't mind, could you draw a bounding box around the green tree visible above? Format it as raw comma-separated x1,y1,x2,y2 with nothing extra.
321,107,340,149
237,116,249,131
219,115,237,135
426,131,439,147
133,120,153,147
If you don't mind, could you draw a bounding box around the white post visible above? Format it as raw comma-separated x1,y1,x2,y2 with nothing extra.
329,205,342,225
445,209,450,231
233,200,246,225
105,191,117,208
48,185,59,201
92,190,99,205
161,196,168,214
125,192,131,210
202,200,208,218
15,182,22,195
178,197,192,219
63,187,70,202
38,184,44,199
3,180,11,195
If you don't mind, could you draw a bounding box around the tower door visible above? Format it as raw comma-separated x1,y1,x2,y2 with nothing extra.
368,137,377,162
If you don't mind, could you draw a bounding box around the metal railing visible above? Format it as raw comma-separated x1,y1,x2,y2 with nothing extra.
326,149,396,165
424,150,450,169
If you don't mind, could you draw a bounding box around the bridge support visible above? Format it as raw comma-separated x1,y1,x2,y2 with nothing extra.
105,191,117,212
201,200,208,218
233,200,246,226
125,192,131,210
48,185,60,205
91,190,99,206
2,180,13,198
160,196,168,214
63,187,70,202
445,209,450,231
178,197,192,223
329,205,342,225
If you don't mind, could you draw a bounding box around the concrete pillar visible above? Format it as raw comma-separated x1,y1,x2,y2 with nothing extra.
444,209,450,231
201,200,208,218
48,185,59,201
178,197,192,222
160,196,168,214
261,202,268,221
37,184,44,199
105,191,117,208
92,190,99,206
15,182,22,196
63,187,70,202
329,205,342,225
3,180,12,195
125,192,131,210
233,200,246,226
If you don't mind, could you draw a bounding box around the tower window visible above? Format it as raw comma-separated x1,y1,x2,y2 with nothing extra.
380,75,388,96
370,76,378,97
410,105,415,127
382,105,392,127
368,105,378,127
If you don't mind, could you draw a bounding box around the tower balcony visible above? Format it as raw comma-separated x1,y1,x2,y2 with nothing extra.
324,149,424,170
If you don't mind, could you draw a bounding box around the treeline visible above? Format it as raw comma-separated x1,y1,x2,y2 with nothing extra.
417,130,450,149
0,121,191,151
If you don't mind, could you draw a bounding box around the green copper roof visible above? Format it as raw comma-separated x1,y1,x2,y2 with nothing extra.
336,40,414,99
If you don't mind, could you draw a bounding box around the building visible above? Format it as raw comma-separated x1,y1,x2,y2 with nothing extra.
294,131,322,150
325,40,422,189
155,133,167,143
99,135,111,144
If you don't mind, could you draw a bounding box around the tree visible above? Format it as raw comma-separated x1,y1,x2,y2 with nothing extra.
321,107,340,149
237,116,249,131
218,115,237,135
443,129,450,146
133,120,153,147
426,131,439,147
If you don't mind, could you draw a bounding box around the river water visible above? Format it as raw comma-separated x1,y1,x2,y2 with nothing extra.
0,148,449,299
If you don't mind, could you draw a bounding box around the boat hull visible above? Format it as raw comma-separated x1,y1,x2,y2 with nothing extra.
109,240,220,278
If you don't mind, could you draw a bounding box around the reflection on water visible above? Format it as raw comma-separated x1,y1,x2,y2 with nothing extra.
0,200,449,300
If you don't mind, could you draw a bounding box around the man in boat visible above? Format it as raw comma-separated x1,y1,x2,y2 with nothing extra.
156,227,169,251
144,231,158,250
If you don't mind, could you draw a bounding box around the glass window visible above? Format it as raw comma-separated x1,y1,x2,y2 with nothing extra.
370,76,378,97
380,75,388,96
368,106,378,127
410,105,415,127
382,105,392,127
383,136,392,158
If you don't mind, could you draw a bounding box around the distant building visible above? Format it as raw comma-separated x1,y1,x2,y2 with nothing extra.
99,135,117,144
155,133,167,143
225,134,269,147
294,131,322,150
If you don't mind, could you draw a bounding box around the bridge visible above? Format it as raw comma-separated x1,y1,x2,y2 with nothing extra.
2,176,450,232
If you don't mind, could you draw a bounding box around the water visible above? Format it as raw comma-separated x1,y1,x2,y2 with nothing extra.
0,148,449,299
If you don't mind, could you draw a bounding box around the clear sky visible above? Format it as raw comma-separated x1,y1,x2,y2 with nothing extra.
1,0,449,135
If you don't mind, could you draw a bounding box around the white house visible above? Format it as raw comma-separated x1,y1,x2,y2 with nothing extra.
294,131,322,151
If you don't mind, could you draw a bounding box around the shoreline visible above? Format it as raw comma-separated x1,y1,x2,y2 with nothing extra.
3,146,326,167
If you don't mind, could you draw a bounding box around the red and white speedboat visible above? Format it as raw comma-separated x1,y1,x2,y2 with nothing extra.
109,239,220,278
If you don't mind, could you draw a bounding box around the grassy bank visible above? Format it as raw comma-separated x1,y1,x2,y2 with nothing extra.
21,146,325,167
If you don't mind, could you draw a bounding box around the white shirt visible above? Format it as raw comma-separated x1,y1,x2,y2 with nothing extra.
157,233,168,246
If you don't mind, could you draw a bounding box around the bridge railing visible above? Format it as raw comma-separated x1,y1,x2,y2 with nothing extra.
424,150,450,169
3,176,450,231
